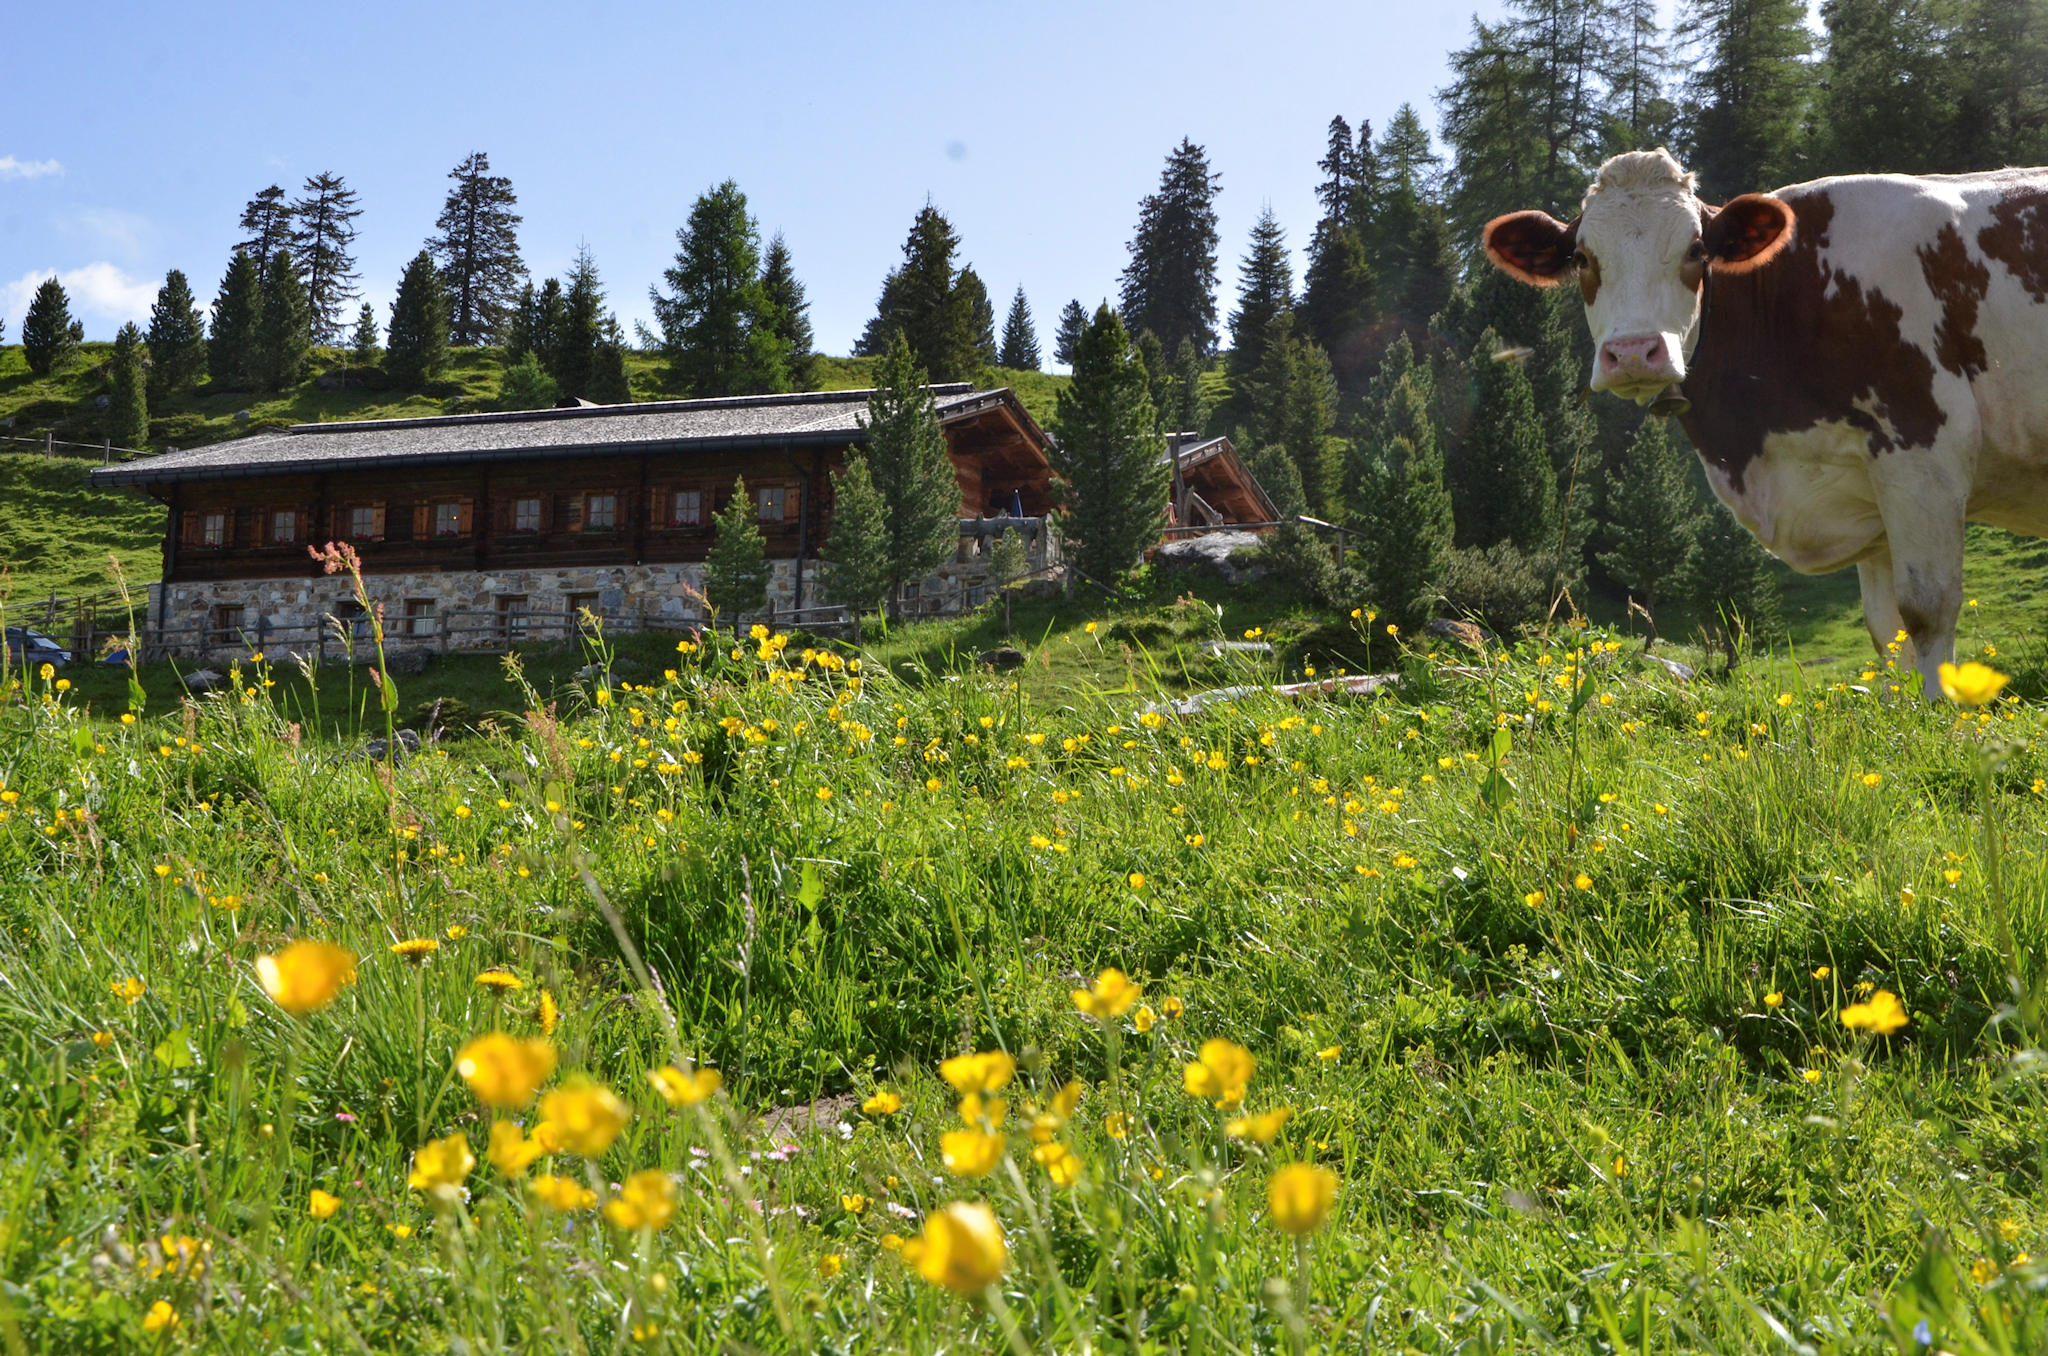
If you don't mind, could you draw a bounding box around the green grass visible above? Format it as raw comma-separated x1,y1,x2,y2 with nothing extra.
0,456,165,606
4,576,2048,1351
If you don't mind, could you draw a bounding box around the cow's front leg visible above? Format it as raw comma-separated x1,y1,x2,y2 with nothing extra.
1856,557,1905,659
1873,482,1966,700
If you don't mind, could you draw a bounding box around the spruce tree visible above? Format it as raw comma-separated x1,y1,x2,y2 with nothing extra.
254,250,312,392
1679,0,1815,199
236,186,294,285
1344,333,1428,509
1119,138,1223,355
1683,490,1782,661
998,288,1040,370
859,206,980,381
956,266,997,369
291,172,364,342
497,354,559,410
429,151,524,346
551,248,607,400
22,278,78,377
1245,442,1337,602
1300,212,1378,402
1450,329,1555,550
987,526,1027,635
1597,416,1697,635
145,269,207,400
1352,415,1454,628
650,180,786,396
1051,305,1166,583
1136,330,1172,434
386,249,450,391
821,453,892,637
1950,0,2048,169
861,332,961,611
351,302,380,366
705,478,771,619
108,322,149,450
506,279,565,368
1223,207,1295,422
759,233,817,390
1053,300,1088,368
587,319,632,405
208,252,263,390
1811,0,1953,176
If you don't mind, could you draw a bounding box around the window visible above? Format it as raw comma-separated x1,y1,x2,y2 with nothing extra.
566,592,601,630
349,506,376,539
405,598,436,638
670,490,702,527
514,497,542,533
496,594,528,642
211,604,245,643
434,502,462,537
584,493,616,530
757,486,787,522
271,510,296,544
201,512,226,547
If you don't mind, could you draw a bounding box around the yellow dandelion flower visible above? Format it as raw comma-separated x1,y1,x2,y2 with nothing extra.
255,941,356,1017
390,937,439,963
456,1032,557,1110
475,968,524,992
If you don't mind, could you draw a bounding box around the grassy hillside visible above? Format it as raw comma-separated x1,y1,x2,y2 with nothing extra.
0,455,166,606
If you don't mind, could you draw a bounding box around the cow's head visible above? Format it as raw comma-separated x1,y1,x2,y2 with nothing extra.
1481,148,1795,403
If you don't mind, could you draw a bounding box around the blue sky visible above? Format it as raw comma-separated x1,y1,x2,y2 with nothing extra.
1,0,1685,356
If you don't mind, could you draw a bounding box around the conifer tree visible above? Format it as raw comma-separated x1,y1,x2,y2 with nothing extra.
861,332,961,611
857,206,980,381
1052,305,1166,583
998,287,1040,370
821,453,892,638
1450,329,1555,550
1602,0,1677,152
759,232,817,390
1679,0,1815,199
505,279,564,368
291,172,363,342
145,269,207,400
236,186,294,285
1352,413,1454,627
386,249,450,391
1053,299,1088,368
1597,415,1697,635
651,180,786,396
551,248,607,400
1683,490,1782,660
351,302,380,366
108,322,149,450
1950,0,2048,169
429,151,524,346
705,478,771,619
957,267,997,370
1377,104,1442,200
208,252,263,390
987,526,1027,635
1811,0,1952,176
497,354,559,411
1343,333,1426,508
1245,441,1338,602
1300,210,1378,401
22,277,77,377
1223,207,1294,419
1120,138,1223,356
588,319,632,404
254,250,312,392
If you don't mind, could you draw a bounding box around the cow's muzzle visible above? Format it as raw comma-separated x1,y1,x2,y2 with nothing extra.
1593,332,1685,399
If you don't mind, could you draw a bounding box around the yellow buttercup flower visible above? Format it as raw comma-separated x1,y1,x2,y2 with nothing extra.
862,1089,903,1116
1939,660,2009,707
528,1174,598,1211
1840,989,1909,1035
1133,1005,1158,1032
1315,1045,1342,1062
1764,991,1784,1009
456,1032,558,1109
902,1202,1007,1295
255,941,357,1017
1226,1106,1295,1144
143,1300,179,1334
407,1132,475,1191
1268,1162,1339,1235
604,1169,677,1231
1032,1141,1084,1186
1183,1038,1256,1109
110,976,146,1005
1071,967,1142,1020
309,1189,342,1219
841,1193,869,1214
939,1050,1016,1095
648,1064,723,1107
939,1127,1006,1177
818,1253,845,1279
538,1079,631,1157
487,1119,545,1176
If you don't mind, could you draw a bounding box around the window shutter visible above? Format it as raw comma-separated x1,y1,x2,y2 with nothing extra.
495,497,514,533
179,511,200,547
296,509,311,544
563,494,583,532
413,502,432,539
648,487,666,529
331,505,346,540
458,498,474,535
371,502,386,539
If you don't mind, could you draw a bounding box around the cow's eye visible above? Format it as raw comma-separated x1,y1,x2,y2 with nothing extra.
1685,240,1708,261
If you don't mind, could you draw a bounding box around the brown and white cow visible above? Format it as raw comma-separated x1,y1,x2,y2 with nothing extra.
1483,147,2048,698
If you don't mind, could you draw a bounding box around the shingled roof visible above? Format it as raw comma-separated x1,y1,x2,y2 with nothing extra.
92,384,1033,486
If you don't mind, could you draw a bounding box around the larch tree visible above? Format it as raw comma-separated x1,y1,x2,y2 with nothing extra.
650,180,787,396
1596,415,1698,637
291,172,364,343
705,478,771,619
998,287,1040,370
22,278,77,377
236,186,294,285
1119,138,1223,356
1678,0,1815,199
759,232,817,391
1053,299,1088,368
861,332,961,612
254,250,312,392
145,269,207,400
108,322,149,450
207,252,263,390
1051,305,1166,584
821,453,892,639
429,151,525,346
1602,0,1678,152
386,250,451,391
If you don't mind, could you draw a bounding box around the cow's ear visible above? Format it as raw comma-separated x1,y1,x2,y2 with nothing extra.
1483,211,1579,287
1702,194,1794,273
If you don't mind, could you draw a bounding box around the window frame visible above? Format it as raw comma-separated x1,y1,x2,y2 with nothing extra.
513,497,543,533
669,489,702,528
583,492,617,532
